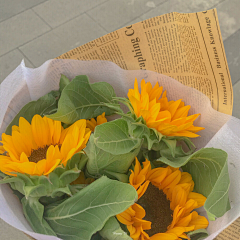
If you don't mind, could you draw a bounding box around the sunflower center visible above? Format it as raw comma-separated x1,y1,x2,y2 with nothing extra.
137,183,173,236
28,145,49,163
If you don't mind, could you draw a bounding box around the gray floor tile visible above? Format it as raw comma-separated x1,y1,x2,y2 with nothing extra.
33,0,107,28
233,79,240,118
0,0,47,22
20,31,67,67
119,17,143,28
0,49,34,83
0,9,51,56
140,0,224,21
223,29,240,85
0,219,28,240
87,0,166,32
216,0,240,40
19,14,107,67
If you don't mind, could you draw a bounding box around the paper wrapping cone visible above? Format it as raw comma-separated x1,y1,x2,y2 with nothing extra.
0,59,239,240
0,8,238,240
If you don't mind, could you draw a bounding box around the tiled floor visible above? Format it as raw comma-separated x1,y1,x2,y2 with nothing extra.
1,0,240,239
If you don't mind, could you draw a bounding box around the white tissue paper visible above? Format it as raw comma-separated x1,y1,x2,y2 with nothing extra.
0,59,238,240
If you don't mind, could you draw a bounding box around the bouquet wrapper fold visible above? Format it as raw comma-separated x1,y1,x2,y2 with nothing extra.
0,59,238,240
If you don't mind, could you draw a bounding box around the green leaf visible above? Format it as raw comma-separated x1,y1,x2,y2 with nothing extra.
0,176,25,194
65,153,87,171
150,138,196,168
40,195,67,206
127,120,161,151
59,167,80,185
78,154,89,170
99,217,131,240
86,134,140,177
17,173,34,186
143,129,162,151
154,155,189,168
182,148,230,220
69,184,88,195
5,90,59,135
11,188,24,201
46,75,118,124
45,176,137,240
53,167,65,177
21,197,56,236
48,172,60,188
59,74,70,93
206,211,217,221
161,138,177,157
51,186,72,198
94,119,142,155
24,185,47,199
91,233,104,240
104,171,129,183
0,175,24,185
187,229,208,240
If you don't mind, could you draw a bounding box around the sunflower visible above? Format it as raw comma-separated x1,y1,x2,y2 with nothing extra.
0,115,91,176
127,79,204,138
117,158,209,240
86,112,107,131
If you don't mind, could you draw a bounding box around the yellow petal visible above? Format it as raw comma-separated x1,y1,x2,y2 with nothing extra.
128,225,141,239
187,192,206,208
12,125,20,132
44,158,61,176
31,115,49,147
168,206,184,229
61,132,77,160
129,95,141,117
161,169,181,190
11,161,36,175
137,180,150,199
96,112,107,125
172,105,191,120
182,199,199,217
52,120,62,145
118,210,133,224
126,225,137,237
12,130,31,156
43,117,53,145
150,233,179,240
133,158,142,177
167,226,194,237
34,159,47,175
132,203,146,219
168,99,182,117
19,117,36,149
20,152,30,163
86,118,97,132
1,133,20,160
141,159,152,176
168,131,200,138
149,82,163,101
170,185,188,209
179,172,193,185
175,213,193,227
146,167,169,185
0,145,6,154
117,211,134,225
188,211,209,230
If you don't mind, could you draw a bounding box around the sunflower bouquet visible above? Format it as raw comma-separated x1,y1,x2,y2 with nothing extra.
0,60,235,240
